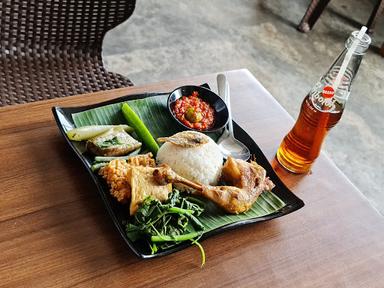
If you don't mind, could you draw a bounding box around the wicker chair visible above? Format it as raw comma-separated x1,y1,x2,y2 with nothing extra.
0,0,136,107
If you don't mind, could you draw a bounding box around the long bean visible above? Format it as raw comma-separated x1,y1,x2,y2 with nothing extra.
167,207,194,215
93,148,140,162
121,103,159,155
151,232,202,243
91,162,108,171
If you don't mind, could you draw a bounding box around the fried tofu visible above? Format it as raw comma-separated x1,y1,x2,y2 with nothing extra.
129,166,172,215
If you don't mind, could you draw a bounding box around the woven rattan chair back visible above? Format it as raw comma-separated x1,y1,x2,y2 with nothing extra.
0,0,136,106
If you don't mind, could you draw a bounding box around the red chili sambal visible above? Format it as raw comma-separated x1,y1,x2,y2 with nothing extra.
172,91,215,130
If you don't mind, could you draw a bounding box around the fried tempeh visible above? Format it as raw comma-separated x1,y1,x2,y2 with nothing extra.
126,152,156,167
99,159,132,203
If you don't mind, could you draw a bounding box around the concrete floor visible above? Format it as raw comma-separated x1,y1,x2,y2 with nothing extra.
103,0,384,214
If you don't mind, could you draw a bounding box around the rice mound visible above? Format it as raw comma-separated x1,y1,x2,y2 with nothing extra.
156,137,223,185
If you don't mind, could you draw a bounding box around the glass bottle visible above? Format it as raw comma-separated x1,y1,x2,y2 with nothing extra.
276,31,371,174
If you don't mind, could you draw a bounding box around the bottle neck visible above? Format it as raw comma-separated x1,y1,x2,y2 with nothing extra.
308,31,370,113
345,31,371,54
323,49,361,94
321,32,371,102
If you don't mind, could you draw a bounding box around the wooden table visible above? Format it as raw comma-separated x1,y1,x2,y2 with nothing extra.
1,69,383,287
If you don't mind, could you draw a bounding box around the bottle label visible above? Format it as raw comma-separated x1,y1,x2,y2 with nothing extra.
322,86,334,98
310,85,337,112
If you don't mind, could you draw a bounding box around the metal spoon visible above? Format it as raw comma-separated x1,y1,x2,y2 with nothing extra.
217,74,251,161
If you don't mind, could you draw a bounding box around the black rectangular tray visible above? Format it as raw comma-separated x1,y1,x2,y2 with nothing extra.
52,92,304,258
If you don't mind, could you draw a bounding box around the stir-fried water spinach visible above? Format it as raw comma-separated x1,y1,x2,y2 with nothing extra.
126,190,206,266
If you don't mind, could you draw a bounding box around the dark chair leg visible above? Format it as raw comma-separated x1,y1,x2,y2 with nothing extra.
298,0,332,32
366,0,384,34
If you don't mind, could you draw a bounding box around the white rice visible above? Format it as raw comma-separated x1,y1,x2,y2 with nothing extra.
156,136,223,185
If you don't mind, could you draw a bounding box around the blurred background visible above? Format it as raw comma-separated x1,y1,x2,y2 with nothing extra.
103,0,384,213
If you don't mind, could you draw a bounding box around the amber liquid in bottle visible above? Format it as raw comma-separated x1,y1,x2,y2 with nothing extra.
276,95,343,173
276,30,370,173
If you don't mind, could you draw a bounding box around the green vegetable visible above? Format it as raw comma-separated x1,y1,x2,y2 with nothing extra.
167,207,194,215
91,162,108,172
192,239,206,267
126,190,206,265
151,231,202,242
93,148,140,163
67,125,133,141
98,136,123,148
121,103,159,155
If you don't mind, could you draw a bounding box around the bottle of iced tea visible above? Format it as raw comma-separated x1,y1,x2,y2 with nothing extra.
276,29,371,173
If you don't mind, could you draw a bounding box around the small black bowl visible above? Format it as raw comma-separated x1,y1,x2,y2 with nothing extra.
167,85,229,133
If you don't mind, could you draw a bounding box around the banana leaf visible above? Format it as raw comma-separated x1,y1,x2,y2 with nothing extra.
70,95,286,247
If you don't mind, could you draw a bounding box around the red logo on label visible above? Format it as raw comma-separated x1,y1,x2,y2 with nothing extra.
322,86,335,99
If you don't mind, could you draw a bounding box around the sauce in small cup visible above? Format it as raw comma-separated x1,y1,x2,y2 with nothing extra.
168,85,229,133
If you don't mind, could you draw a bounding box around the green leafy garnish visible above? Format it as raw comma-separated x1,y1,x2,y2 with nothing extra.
126,190,206,265
98,136,123,148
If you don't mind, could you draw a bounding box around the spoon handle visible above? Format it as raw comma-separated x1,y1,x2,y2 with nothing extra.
217,74,226,102
225,80,234,137
217,74,234,137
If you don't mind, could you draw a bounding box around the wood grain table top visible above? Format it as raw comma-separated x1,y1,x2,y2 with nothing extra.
1,69,383,288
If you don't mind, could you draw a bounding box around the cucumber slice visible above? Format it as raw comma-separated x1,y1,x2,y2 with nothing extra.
66,125,133,141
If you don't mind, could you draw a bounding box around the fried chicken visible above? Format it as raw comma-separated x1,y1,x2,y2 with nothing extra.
153,157,274,214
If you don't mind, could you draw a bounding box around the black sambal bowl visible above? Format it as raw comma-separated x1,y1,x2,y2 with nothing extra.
167,85,229,133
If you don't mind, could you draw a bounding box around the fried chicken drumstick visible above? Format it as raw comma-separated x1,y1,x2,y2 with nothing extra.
153,157,274,214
